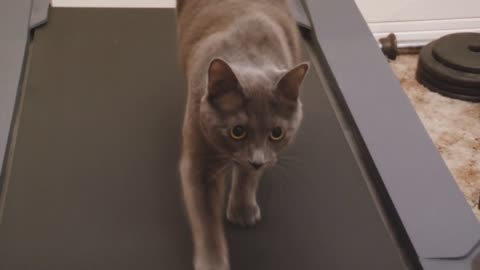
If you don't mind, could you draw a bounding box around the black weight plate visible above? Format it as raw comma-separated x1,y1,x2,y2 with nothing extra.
417,62,480,102
433,33,480,73
417,32,480,102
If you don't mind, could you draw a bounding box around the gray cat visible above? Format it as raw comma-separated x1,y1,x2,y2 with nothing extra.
176,1,309,269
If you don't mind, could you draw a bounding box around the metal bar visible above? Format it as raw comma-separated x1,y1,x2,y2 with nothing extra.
302,0,480,268
30,0,50,29
289,0,310,29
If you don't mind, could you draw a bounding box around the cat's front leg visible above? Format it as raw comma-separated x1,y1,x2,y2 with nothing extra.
180,156,230,270
227,165,263,227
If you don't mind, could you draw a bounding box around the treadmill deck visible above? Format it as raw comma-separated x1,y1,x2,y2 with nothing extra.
0,8,407,270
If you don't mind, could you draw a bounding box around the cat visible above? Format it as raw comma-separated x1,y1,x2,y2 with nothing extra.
176,1,309,269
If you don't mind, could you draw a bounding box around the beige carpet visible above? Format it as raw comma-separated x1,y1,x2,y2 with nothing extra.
390,55,480,221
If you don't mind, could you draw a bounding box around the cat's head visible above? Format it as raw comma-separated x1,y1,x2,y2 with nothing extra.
199,58,309,170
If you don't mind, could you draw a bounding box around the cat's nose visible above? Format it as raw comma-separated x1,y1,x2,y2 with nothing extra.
249,161,263,170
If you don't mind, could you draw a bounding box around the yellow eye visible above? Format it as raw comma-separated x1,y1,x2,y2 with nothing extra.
270,127,284,141
230,125,247,140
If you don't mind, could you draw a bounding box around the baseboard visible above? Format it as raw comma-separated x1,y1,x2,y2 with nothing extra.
370,18,480,47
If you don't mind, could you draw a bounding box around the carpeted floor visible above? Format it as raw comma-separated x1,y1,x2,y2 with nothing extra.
390,55,480,221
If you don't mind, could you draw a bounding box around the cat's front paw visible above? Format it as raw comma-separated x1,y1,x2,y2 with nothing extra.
194,256,229,270
227,202,261,227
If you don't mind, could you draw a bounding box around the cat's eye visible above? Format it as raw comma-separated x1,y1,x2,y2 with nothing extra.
270,127,284,141
230,125,247,140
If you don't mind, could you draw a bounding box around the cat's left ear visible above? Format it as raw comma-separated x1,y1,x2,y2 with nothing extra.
276,62,310,101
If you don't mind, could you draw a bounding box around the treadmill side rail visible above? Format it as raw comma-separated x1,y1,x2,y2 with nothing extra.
302,0,480,267
0,0,32,199
30,0,50,29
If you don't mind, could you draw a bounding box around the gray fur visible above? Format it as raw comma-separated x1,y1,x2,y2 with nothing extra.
176,1,309,269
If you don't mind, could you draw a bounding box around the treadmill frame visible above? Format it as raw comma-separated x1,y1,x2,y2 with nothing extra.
1,0,479,269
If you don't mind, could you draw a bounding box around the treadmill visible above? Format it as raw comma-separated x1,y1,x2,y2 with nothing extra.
1,1,479,269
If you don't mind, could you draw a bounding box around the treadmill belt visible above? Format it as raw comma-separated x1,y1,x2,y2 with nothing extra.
0,8,407,270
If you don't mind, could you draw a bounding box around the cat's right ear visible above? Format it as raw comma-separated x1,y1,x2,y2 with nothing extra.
206,58,244,111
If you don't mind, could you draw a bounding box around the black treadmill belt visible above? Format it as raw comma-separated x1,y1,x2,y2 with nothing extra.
0,8,407,270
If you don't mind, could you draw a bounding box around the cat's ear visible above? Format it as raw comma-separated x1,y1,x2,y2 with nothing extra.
207,58,240,96
207,58,244,111
276,62,310,101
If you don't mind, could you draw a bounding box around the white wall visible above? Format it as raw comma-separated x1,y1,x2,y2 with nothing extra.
356,0,480,22
355,0,480,46
52,0,480,47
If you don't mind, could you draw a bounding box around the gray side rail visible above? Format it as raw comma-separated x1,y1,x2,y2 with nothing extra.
0,0,33,192
0,0,49,201
300,0,480,269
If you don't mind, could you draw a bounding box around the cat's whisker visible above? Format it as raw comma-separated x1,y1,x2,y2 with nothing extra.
195,154,232,162
197,153,230,158
210,162,232,180
279,155,299,160
277,159,304,177
273,164,293,190
278,156,303,164
273,163,290,182
278,159,317,187
293,138,318,146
